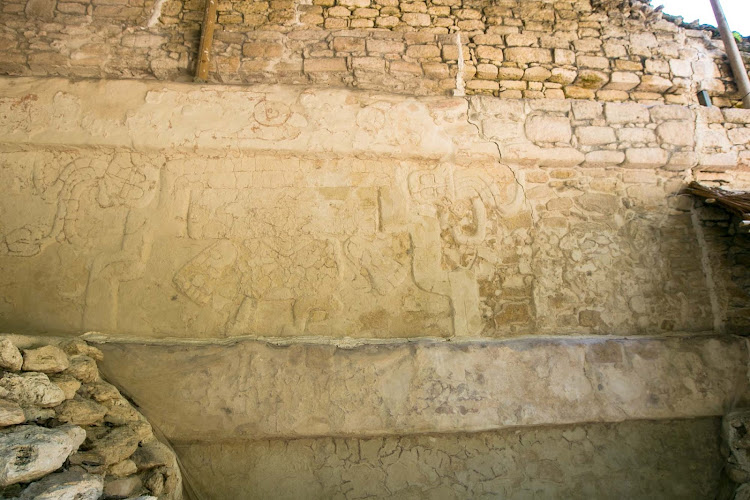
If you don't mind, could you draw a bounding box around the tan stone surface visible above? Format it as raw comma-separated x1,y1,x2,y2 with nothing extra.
174,418,722,500
92,335,748,441
1,77,744,339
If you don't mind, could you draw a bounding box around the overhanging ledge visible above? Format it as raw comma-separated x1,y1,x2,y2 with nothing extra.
89,333,750,442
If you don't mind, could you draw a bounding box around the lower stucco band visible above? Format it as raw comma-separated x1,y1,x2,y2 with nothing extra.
88,333,749,442
172,418,723,500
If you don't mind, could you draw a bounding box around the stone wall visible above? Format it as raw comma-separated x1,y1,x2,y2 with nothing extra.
1,77,750,338
0,335,182,499
1,0,749,104
1,45,750,497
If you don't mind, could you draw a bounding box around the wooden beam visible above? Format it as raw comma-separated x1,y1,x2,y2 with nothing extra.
710,0,750,109
194,0,217,82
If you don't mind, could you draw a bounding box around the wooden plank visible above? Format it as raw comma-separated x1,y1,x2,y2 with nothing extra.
194,0,217,82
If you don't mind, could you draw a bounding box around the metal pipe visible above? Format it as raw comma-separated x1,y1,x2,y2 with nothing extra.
194,0,217,82
710,0,750,109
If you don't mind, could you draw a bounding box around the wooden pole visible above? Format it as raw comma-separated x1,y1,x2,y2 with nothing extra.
709,0,750,109
194,0,217,82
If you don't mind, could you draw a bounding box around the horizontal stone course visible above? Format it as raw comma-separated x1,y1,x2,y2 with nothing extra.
1,0,745,105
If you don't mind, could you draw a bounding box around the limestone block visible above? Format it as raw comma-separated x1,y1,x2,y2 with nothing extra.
575,70,608,89
506,33,537,47
667,152,698,168
545,67,575,85
402,13,430,26
23,407,55,423
80,381,120,402
624,147,669,167
525,115,572,143
669,59,693,77
655,121,695,147
724,108,750,124
0,339,23,372
698,129,732,151
637,75,672,93
0,373,65,408
504,47,552,64
523,67,551,82
564,86,595,99
649,105,693,121
303,58,347,72
22,346,69,373
73,422,152,465
339,0,369,6
366,39,404,54
49,375,81,400
554,48,575,65
605,71,640,91
18,469,103,500
576,126,616,145
699,152,738,168
0,425,85,486
24,0,56,19
103,476,142,498
133,441,176,471
604,102,650,124
64,355,99,383
596,89,628,101
584,150,625,167
475,64,498,80
405,44,440,59
728,128,750,145
572,101,603,120
0,399,25,427
475,45,504,63
577,55,609,70
108,459,138,477
617,127,656,143
55,397,107,425
63,340,103,362
497,67,524,80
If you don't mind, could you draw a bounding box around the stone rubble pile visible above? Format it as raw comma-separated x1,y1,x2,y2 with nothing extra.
720,409,750,500
0,336,181,500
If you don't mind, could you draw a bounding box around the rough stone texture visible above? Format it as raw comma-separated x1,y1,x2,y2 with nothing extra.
0,372,65,408
0,0,747,105
2,78,750,338
0,424,85,486
0,399,25,427
21,345,69,373
174,418,723,500
0,339,23,372
0,336,183,499
93,335,748,442
55,397,107,425
18,469,103,500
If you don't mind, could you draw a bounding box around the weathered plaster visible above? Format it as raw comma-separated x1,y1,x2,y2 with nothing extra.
174,418,723,500
90,334,748,441
2,77,749,338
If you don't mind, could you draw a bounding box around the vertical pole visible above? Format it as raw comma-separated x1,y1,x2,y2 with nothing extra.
194,0,217,82
709,0,750,109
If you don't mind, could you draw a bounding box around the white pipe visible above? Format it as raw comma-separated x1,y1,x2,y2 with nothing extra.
710,0,750,109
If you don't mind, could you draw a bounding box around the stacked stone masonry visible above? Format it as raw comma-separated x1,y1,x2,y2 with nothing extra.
1,0,749,104
0,335,182,500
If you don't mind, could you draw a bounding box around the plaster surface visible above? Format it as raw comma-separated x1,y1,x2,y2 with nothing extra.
92,334,748,441
174,418,722,500
2,77,749,339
